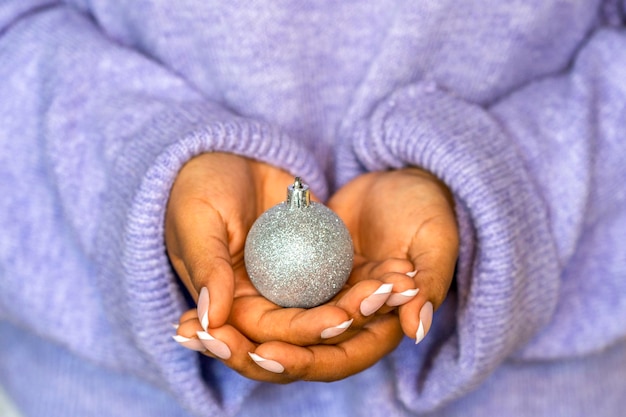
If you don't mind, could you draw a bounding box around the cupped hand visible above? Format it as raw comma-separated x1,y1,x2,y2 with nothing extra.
175,307,404,383
165,152,290,328
173,258,415,383
328,168,459,343
166,153,413,351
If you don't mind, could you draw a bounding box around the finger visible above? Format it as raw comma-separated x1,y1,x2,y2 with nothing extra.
231,279,395,346
377,271,419,312
174,309,252,365
172,313,208,353
396,272,451,343
173,203,236,329
229,295,354,345
386,177,457,337
247,314,403,382
179,308,199,323
166,153,258,330
338,267,418,314
229,270,415,346
348,257,414,285
173,309,303,383
407,222,458,307
332,279,394,323
346,258,419,314
397,225,457,342
397,294,434,344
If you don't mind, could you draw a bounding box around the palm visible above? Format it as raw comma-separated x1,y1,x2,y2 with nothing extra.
328,168,458,311
165,152,297,325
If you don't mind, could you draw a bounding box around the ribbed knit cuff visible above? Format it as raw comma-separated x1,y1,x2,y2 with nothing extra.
346,83,560,412
94,105,325,417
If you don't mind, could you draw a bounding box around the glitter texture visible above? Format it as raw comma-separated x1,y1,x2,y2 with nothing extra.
244,201,354,308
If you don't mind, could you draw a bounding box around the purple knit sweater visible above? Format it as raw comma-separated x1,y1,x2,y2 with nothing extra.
1,1,625,416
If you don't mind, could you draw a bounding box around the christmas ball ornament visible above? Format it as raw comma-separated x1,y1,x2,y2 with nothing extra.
244,177,354,308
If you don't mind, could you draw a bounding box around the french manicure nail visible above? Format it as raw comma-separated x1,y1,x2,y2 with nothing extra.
406,270,417,278
320,319,354,339
415,301,433,345
172,335,206,352
360,283,394,316
196,331,231,360
386,288,420,307
197,287,209,332
172,323,180,330
248,352,285,374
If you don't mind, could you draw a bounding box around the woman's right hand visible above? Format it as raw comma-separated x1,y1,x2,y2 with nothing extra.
165,151,292,330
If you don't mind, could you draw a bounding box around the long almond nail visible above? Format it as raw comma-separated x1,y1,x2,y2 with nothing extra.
196,331,231,360
386,288,420,307
320,319,353,339
197,287,209,331
360,283,394,316
248,352,285,373
415,301,433,344
172,335,206,352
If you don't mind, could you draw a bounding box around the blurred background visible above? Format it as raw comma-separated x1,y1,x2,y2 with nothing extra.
0,386,21,417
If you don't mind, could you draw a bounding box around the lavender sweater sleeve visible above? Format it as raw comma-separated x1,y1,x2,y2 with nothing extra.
0,3,325,415
341,23,626,413
2,1,625,416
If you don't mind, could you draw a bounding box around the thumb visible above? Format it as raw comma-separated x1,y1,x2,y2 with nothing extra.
171,202,236,330
397,214,458,341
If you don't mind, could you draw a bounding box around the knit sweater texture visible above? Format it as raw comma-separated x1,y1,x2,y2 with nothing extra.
1,1,625,416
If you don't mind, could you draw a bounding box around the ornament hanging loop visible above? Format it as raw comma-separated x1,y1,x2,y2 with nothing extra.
287,177,310,209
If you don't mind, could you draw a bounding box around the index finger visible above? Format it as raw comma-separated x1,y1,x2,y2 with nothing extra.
248,314,403,382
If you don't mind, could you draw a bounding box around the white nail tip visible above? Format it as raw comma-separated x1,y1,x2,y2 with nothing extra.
196,331,231,360
386,288,420,306
198,287,209,331
196,331,215,341
400,288,419,297
172,335,190,342
172,335,206,352
248,352,285,373
320,319,354,339
415,321,425,345
374,283,394,295
406,270,418,278
360,283,394,316
336,319,354,329
200,312,209,332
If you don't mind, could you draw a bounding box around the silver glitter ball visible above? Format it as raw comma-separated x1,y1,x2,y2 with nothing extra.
244,177,354,308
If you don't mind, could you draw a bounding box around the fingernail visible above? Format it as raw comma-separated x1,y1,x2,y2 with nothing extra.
415,301,433,345
197,287,209,332
406,270,417,278
360,283,394,316
320,319,354,339
386,288,420,307
196,331,231,360
248,352,285,374
172,323,180,330
172,335,206,352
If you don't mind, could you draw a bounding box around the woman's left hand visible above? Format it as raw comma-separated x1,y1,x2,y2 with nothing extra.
328,168,459,343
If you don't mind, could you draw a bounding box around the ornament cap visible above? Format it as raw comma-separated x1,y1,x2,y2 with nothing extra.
287,177,310,209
